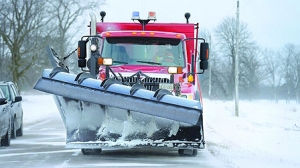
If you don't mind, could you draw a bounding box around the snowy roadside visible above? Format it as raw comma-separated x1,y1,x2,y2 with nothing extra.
20,93,300,167
21,93,60,125
204,99,300,168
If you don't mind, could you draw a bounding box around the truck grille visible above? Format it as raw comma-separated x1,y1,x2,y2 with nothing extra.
121,77,171,91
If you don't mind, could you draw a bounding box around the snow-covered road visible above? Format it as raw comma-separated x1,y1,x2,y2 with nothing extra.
0,94,225,168
1,93,299,167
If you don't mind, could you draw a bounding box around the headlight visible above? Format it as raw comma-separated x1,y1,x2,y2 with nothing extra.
168,66,183,74
180,94,193,100
180,95,187,99
90,44,98,51
98,58,113,66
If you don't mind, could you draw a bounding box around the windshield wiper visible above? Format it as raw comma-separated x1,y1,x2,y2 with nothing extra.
136,61,161,65
113,61,128,64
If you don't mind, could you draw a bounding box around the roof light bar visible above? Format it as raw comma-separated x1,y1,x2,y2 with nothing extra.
132,11,140,20
148,11,156,20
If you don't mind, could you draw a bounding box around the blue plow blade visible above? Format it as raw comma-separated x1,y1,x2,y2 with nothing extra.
33,69,204,149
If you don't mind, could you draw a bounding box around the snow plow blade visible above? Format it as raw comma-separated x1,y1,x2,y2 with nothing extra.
34,69,204,149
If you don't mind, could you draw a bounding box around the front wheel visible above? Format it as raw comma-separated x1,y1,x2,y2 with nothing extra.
81,149,102,155
1,121,11,146
16,115,23,137
178,149,198,156
11,118,16,139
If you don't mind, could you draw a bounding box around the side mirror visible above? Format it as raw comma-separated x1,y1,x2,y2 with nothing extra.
78,40,87,68
15,96,22,102
199,42,209,70
0,98,7,105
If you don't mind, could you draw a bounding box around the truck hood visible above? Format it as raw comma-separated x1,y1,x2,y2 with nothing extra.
109,65,169,74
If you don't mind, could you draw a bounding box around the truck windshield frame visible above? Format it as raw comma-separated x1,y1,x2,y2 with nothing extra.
101,36,186,67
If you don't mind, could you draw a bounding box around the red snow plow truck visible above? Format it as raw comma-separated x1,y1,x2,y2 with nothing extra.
34,11,209,156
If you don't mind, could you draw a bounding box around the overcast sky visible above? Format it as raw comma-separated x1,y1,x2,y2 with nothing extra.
97,0,300,50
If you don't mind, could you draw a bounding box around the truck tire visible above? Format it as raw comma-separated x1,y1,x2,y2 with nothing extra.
16,115,23,137
1,122,11,146
81,149,102,155
11,118,16,139
178,149,198,156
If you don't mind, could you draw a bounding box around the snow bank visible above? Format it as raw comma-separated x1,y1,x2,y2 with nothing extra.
20,93,300,167
22,93,59,124
204,99,300,168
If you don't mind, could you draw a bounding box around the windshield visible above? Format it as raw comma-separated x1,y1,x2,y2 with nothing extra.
101,37,185,67
0,85,10,101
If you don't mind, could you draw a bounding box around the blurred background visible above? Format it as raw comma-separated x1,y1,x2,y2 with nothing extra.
0,0,299,102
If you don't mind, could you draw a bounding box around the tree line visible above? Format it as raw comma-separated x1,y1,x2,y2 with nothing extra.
200,17,300,103
0,0,104,90
0,0,299,103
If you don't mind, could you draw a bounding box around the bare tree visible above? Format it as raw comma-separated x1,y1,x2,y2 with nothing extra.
262,49,284,102
0,0,106,90
280,44,298,103
214,17,256,99
239,46,265,100
293,46,300,103
0,37,11,80
46,0,105,63
292,46,300,103
283,44,300,103
0,0,48,88
198,29,213,98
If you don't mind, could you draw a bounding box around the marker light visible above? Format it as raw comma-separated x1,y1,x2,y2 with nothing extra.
98,57,113,66
188,74,194,83
90,44,97,51
187,94,193,100
206,48,209,59
132,11,140,20
168,67,183,74
175,34,182,38
100,72,106,80
77,47,81,57
148,11,156,20
179,76,184,82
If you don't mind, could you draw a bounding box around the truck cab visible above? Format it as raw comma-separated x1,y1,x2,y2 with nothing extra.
78,11,209,102
34,11,209,156
99,31,190,96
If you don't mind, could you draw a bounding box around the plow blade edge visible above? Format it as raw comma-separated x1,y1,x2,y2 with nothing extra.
34,69,204,149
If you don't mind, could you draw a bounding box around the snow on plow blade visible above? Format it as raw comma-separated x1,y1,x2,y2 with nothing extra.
34,69,204,149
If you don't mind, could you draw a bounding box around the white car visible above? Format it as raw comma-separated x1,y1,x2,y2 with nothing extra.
0,81,23,139
0,89,11,146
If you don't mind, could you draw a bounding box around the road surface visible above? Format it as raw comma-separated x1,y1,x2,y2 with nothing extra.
0,95,226,168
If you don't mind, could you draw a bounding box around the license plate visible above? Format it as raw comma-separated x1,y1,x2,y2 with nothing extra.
159,83,173,90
